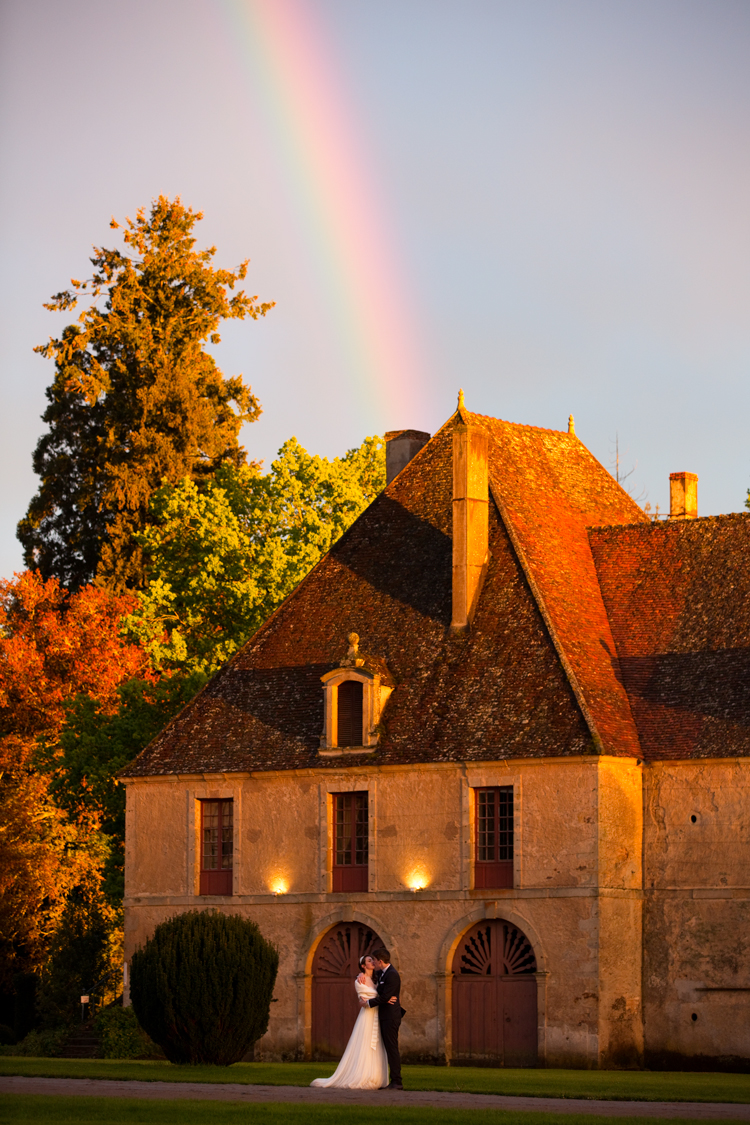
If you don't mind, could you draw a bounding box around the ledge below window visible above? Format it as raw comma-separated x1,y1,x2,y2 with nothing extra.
318,746,376,757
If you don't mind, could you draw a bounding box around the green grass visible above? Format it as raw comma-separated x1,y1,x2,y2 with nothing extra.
2,1096,748,1125
0,1059,748,1103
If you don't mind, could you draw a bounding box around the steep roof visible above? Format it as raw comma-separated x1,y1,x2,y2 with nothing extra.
123,408,750,778
463,409,647,758
589,514,750,759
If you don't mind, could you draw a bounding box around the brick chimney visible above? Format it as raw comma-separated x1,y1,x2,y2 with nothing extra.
669,472,698,520
451,409,489,631
384,429,430,485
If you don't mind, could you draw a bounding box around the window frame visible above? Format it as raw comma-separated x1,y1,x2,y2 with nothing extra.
199,798,234,896
473,785,514,889
331,790,369,892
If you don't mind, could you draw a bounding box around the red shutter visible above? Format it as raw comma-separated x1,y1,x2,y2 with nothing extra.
337,681,363,746
199,799,233,895
474,787,513,889
332,792,368,891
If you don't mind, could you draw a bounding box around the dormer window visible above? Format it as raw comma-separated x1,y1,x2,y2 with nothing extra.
319,633,393,756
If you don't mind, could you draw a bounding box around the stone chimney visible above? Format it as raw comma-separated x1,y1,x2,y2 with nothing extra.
669,472,698,520
451,406,489,631
384,429,430,485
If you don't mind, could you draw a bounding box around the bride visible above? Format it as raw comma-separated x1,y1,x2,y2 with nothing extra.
310,955,389,1089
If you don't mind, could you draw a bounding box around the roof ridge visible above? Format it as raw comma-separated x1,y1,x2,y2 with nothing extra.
466,410,571,436
588,511,750,533
433,407,575,440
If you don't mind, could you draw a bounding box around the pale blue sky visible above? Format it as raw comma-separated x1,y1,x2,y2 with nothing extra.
1,0,749,578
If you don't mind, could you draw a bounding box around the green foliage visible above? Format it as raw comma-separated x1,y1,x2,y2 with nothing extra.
18,196,273,593
36,885,121,1027
127,436,386,675
130,911,278,1066
95,1005,160,1060
0,1024,69,1057
48,672,207,905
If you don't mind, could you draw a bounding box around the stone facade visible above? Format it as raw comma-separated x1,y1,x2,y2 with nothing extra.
124,756,646,1066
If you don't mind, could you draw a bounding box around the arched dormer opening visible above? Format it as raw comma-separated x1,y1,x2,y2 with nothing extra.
319,633,394,757
337,680,363,747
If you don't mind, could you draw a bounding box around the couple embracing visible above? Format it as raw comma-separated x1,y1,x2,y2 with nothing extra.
311,946,405,1090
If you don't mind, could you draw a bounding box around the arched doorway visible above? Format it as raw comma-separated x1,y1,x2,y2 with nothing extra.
452,919,538,1066
312,922,383,1059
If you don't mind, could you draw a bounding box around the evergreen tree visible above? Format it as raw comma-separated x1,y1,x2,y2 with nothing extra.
130,911,278,1065
18,196,273,592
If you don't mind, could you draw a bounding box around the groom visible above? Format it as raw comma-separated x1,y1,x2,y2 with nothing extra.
359,946,404,1090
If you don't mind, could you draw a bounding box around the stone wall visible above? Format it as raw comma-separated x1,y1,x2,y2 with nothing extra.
643,759,750,1070
123,755,644,1066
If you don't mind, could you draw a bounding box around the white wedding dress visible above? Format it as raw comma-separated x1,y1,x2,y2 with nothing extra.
310,979,389,1089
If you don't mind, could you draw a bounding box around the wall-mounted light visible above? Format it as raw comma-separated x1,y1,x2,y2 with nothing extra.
406,867,429,892
270,877,288,896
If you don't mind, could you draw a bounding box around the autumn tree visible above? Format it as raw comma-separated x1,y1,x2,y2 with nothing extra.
0,571,147,989
18,196,273,592
126,436,386,675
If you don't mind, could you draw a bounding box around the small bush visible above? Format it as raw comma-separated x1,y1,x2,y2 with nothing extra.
0,1023,15,1045
95,1004,161,1059
130,910,278,1066
0,1025,68,1056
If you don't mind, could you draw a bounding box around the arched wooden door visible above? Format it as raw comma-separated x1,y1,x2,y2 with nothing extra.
452,919,538,1066
312,922,383,1059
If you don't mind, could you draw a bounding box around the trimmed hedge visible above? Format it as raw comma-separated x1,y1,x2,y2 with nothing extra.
130,910,278,1065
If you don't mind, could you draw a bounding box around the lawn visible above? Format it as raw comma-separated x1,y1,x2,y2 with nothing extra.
0,1059,748,1103
2,1096,747,1125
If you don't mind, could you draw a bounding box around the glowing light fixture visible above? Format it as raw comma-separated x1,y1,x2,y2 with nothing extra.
270,877,288,896
406,866,429,892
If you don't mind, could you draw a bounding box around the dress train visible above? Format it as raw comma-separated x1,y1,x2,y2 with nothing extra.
310,980,389,1090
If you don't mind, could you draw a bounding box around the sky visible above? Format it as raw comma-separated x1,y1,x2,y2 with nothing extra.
1,0,749,578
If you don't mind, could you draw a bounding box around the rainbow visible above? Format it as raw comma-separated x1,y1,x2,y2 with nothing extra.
221,0,427,430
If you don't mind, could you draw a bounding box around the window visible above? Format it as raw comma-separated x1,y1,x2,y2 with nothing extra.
337,681,363,747
200,799,233,895
474,787,513,889
319,634,393,755
332,791,368,891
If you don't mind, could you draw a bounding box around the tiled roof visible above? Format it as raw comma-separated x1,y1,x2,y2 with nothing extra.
122,409,750,777
589,514,750,759
463,410,647,759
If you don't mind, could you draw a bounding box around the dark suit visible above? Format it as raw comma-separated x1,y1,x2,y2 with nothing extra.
367,964,403,1086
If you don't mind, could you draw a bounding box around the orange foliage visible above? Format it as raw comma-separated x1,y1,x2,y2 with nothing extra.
0,570,148,746
0,571,150,982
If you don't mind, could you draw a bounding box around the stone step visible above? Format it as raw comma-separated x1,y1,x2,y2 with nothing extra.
58,1027,100,1058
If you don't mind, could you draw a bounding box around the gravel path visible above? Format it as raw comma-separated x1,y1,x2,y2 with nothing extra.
1,1076,749,1119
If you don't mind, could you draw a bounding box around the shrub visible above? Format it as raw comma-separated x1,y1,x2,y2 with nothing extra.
0,1023,15,1045
130,910,278,1065
0,1025,68,1057
95,1004,161,1059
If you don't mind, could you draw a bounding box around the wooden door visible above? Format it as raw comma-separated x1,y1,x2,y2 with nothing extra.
452,919,538,1066
311,922,383,1059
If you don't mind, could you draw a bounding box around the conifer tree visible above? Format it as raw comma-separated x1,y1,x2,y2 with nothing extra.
130,910,278,1065
18,197,273,592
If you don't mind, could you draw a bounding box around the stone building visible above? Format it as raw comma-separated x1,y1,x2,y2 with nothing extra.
121,399,750,1069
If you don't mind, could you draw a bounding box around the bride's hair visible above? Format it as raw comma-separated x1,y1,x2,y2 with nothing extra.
359,954,372,970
